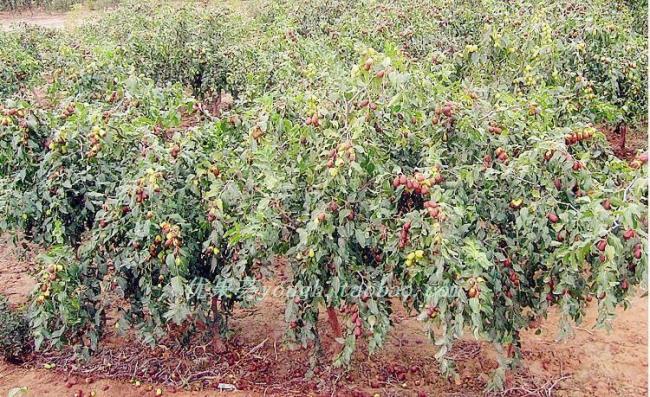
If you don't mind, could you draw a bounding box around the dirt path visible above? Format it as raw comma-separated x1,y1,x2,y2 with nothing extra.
0,238,647,396
0,10,97,30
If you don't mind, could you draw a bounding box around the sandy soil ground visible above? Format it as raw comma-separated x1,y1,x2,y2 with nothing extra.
0,236,647,397
0,10,98,30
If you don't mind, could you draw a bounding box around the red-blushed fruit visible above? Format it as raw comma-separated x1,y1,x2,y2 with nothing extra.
547,212,559,223
544,150,554,161
170,144,180,159
468,287,478,298
425,306,436,318
623,229,635,240
546,293,553,303
399,174,407,185
317,213,326,222
293,295,301,304
290,320,297,329
633,244,642,259
509,198,523,209
442,105,452,117
354,326,362,337
375,69,385,78
369,102,377,111
572,161,583,171
601,199,612,210
637,152,648,163
358,99,369,108
621,279,629,290
312,114,320,127
403,222,411,231
564,133,573,145
502,258,512,267
483,154,492,169
554,179,562,190
557,230,566,242
393,176,400,188
630,159,642,169
596,239,607,252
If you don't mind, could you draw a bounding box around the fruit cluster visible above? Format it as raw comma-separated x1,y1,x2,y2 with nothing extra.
356,98,378,111
147,222,184,261
170,144,181,159
564,127,595,145
305,113,321,127
487,120,503,135
398,221,411,249
48,130,68,153
405,249,424,267
134,170,162,204
86,126,106,158
629,152,648,169
36,263,65,305
494,147,509,164
465,277,482,298
1,107,24,126
392,170,443,194
326,141,356,176
431,102,455,125
61,104,75,119
423,200,442,219
341,304,364,338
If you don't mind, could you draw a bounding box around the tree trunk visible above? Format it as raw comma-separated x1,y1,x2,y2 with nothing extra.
618,122,627,152
326,306,342,338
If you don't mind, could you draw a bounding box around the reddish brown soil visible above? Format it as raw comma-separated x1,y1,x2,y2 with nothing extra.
601,123,648,160
0,238,647,396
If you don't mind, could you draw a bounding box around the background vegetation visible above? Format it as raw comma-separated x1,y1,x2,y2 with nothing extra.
0,0,647,390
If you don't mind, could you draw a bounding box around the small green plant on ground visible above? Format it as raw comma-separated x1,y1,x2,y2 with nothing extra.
0,295,32,363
